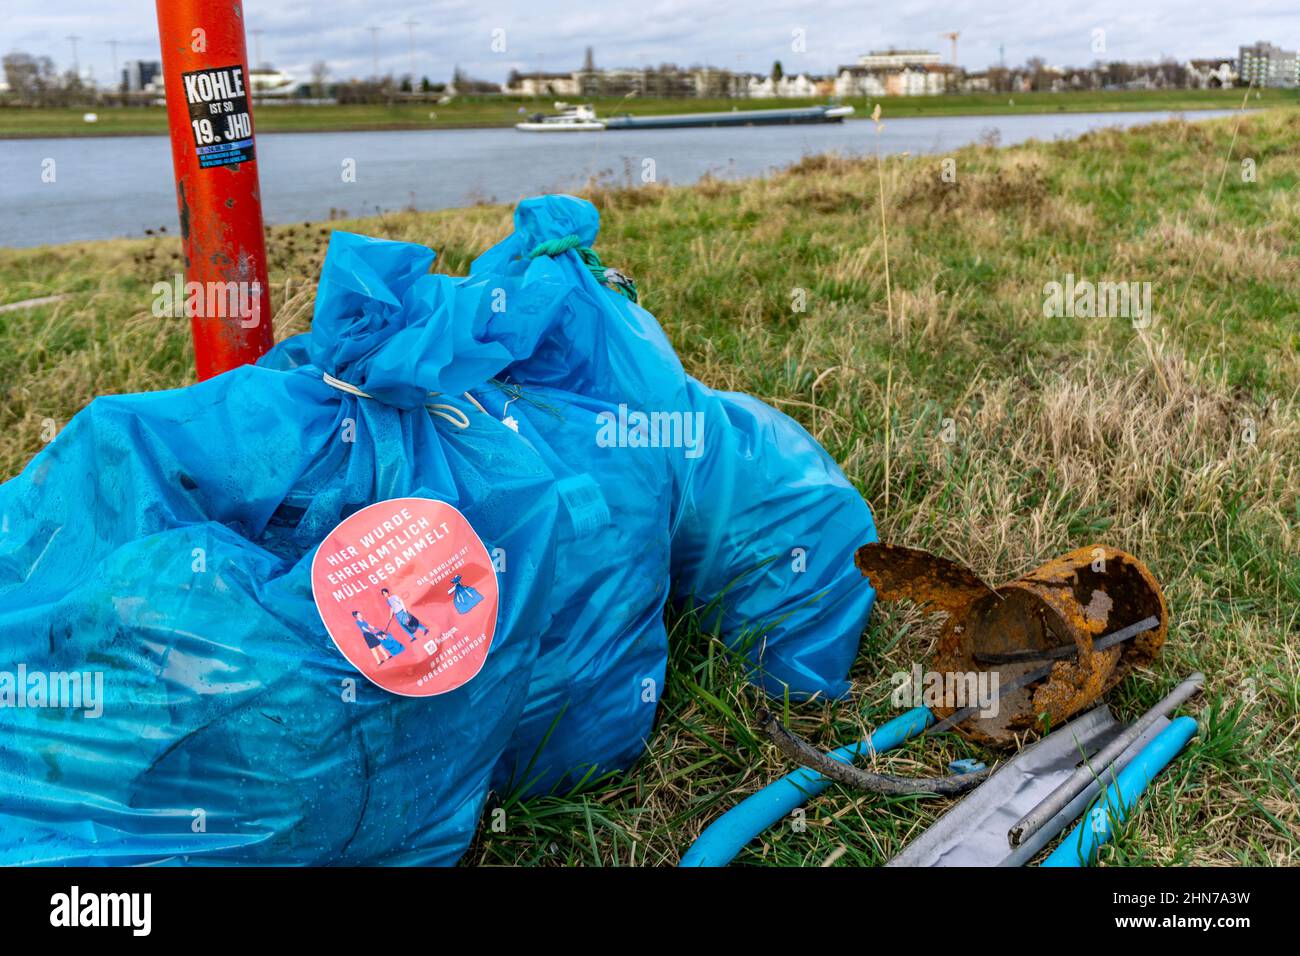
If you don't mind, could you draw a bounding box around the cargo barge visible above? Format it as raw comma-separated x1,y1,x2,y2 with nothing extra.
603,104,854,130
515,103,854,132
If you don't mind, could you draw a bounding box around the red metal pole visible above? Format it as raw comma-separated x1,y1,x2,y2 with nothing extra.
156,0,274,380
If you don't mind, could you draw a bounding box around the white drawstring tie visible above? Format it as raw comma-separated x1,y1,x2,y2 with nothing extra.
321,372,471,430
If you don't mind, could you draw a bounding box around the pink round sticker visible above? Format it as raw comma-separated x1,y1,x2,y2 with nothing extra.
310,497,499,697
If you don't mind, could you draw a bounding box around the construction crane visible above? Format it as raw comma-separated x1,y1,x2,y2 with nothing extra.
941,31,959,67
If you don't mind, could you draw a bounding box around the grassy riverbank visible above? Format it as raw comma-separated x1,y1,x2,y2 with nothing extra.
1,108,1296,866
1,86,1294,138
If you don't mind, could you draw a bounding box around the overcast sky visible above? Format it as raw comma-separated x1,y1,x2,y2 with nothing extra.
4,1,1296,85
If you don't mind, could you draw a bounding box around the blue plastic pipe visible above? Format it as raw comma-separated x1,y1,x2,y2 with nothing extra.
679,706,933,866
1041,715,1198,867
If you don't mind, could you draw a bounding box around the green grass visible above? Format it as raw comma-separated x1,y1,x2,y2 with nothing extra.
1,106,1296,866
2,87,1295,138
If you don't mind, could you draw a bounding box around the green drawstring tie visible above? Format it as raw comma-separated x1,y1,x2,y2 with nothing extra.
528,234,639,304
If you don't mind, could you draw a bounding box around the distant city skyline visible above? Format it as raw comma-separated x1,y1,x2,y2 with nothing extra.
5,0,1296,86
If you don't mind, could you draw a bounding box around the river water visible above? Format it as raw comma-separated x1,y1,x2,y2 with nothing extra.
1,109,1234,248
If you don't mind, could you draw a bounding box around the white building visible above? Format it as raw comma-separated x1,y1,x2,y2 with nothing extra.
506,72,581,97
835,49,950,97
249,67,297,98
892,66,948,96
1238,41,1298,87
858,49,942,70
1187,59,1237,88
836,64,949,97
747,72,819,98
835,67,885,98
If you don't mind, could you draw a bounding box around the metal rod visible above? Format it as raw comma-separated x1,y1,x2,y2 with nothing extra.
759,709,992,796
924,616,1160,738
1007,671,1204,847
975,614,1159,664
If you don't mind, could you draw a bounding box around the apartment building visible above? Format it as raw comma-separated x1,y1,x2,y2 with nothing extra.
1238,41,1298,88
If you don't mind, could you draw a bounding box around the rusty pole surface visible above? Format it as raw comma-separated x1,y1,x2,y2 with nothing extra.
156,0,274,380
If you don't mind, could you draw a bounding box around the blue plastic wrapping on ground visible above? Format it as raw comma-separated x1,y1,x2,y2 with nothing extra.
0,231,560,865
474,195,877,701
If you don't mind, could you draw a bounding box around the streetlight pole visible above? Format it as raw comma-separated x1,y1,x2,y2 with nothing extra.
66,35,82,78
155,0,274,379
368,26,382,81
404,18,419,87
106,39,120,97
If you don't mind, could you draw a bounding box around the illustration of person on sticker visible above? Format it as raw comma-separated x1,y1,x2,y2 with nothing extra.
447,574,484,614
381,587,432,645
351,610,402,665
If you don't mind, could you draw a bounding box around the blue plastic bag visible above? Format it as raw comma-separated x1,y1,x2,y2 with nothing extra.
669,385,877,698
475,195,877,699
465,214,676,790
267,234,673,795
0,231,560,865
461,201,683,791
449,575,484,614
468,382,671,794
0,189,873,870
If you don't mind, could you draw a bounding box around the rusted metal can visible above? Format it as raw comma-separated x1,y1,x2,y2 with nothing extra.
856,544,1167,746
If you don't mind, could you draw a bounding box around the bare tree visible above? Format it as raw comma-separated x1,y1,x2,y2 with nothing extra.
1023,56,1053,91
4,52,58,105
310,60,329,98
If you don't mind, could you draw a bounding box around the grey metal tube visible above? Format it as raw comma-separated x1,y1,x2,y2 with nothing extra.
1001,713,1167,867
1007,671,1204,848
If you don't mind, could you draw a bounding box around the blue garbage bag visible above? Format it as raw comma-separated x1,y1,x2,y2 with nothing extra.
468,382,671,795
265,234,673,795
449,575,484,614
0,230,560,865
670,385,877,698
457,201,682,791
379,632,408,657
474,195,877,699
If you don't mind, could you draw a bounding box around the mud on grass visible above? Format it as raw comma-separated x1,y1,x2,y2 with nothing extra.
1,109,1297,865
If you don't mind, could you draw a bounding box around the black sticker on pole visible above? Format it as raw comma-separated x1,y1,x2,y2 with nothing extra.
181,64,256,169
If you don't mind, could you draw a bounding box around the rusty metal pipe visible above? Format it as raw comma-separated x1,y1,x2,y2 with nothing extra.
921,615,1159,738
856,544,1169,746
